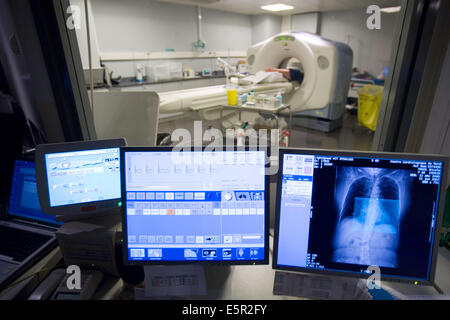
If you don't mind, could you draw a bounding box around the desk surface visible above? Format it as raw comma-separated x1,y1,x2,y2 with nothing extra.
2,239,449,300
106,238,450,300
164,243,450,300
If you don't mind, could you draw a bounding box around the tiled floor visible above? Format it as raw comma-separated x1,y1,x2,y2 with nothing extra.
289,111,375,151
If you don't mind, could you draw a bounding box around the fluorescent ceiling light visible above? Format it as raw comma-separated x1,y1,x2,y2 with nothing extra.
261,3,294,12
381,6,401,13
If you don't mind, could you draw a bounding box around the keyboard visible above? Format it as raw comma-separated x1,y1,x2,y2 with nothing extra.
0,225,52,262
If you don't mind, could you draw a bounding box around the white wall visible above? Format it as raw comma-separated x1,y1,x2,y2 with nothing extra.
91,0,252,52
77,2,398,79
281,15,291,32
291,12,320,34
420,42,450,158
251,14,282,45
88,0,253,77
92,0,196,52
202,8,252,51
70,0,101,69
320,9,399,75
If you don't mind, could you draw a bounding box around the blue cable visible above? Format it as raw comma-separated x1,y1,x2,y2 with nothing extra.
367,288,399,300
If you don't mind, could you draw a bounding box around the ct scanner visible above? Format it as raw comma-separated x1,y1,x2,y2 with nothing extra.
158,32,353,132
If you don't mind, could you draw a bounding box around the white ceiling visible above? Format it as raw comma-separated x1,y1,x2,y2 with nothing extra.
155,0,402,15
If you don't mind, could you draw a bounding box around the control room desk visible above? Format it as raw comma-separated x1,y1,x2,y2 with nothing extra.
1,236,449,300
112,239,450,300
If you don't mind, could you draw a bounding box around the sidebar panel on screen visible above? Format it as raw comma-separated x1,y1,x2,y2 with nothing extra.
277,154,315,267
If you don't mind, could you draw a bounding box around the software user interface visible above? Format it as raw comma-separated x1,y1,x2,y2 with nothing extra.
276,153,443,281
45,148,121,207
9,161,60,224
124,150,266,262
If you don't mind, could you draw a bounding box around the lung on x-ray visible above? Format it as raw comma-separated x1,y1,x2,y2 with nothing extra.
332,167,410,268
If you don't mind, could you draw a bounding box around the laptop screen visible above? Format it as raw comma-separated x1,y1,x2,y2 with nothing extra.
8,160,61,225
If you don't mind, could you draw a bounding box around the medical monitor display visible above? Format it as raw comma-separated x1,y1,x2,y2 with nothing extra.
274,149,447,284
121,148,269,264
44,148,121,207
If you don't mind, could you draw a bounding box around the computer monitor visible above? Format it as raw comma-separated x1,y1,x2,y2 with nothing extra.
121,147,269,264
273,148,448,285
35,139,126,218
8,160,62,226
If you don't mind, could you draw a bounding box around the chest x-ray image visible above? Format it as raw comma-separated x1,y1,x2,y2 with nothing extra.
332,167,411,268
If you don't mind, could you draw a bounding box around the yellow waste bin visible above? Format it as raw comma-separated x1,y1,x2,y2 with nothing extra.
357,85,384,131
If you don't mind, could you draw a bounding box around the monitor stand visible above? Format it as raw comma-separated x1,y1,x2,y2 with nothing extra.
55,207,122,224
55,210,122,277
202,265,232,299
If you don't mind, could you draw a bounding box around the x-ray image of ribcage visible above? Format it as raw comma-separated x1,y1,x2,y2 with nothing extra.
332,167,410,268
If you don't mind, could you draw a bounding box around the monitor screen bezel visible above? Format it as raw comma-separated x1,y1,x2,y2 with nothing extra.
35,138,126,217
120,146,271,266
272,147,449,285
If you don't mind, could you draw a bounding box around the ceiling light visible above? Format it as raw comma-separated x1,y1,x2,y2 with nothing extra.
261,3,294,12
380,6,401,13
